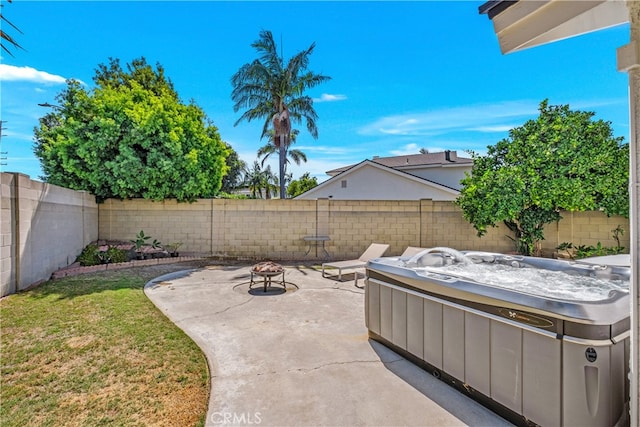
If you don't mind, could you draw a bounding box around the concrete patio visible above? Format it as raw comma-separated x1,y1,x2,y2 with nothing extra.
144,264,513,426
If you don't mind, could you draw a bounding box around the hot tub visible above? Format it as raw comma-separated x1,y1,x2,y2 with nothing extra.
365,248,630,427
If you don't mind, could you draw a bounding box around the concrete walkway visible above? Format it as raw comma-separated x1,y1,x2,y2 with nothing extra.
144,264,513,427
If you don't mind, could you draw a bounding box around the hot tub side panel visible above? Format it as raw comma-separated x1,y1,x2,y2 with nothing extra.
365,276,628,427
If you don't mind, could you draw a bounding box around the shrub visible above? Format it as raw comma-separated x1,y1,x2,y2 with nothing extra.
78,244,128,265
101,246,128,264
77,244,101,266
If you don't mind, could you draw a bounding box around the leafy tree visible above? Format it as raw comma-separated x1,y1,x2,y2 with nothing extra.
287,172,318,198
456,100,629,256
231,30,330,199
34,57,228,202
220,143,247,193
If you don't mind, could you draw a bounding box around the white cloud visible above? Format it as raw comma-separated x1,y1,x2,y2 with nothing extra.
2,130,34,141
295,144,352,155
389,143,421,156
467,125,516,133
313,93,347,103
359,100,540,137
286,157,350,182
0,64,67,84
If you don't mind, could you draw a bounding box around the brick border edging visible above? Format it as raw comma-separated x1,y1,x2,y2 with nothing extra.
51,256,205,279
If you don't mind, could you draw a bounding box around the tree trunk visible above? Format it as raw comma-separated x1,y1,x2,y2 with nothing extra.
279,135,286,199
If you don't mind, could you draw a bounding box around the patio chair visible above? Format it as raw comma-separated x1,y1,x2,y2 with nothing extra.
322,243,389,281
351,246,428,288
401,246,427,257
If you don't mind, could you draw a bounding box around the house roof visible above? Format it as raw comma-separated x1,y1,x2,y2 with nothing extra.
297,159,461,200
478,0,517,19
325,150,473,176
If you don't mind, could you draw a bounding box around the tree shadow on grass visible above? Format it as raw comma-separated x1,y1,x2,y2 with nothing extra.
24,259,324,301
24,260,217,300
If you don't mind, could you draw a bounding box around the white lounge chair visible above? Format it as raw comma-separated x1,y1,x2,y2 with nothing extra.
351,245,423,288
322,243,390,281
401,246,427,257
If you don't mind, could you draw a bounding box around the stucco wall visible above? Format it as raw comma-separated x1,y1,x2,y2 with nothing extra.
98,198,630,262
403,165,471,190
1,173,98,296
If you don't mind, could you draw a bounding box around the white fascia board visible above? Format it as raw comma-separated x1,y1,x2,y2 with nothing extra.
494,0,629,54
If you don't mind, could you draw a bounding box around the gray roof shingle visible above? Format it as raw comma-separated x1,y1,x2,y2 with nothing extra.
326,150,472,175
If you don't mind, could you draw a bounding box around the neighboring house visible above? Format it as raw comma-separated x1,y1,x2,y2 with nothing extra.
295,150,473,201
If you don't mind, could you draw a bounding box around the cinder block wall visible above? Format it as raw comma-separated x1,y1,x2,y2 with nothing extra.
98,198,630,261
1,173,98,296
1,175,629,298
325,200,422,258
212,199,317,259
99,199,319,260
544,210,629,253
421,200,513,251
100,198,214,254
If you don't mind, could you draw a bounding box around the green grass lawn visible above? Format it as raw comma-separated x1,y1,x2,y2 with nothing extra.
1,263,211,426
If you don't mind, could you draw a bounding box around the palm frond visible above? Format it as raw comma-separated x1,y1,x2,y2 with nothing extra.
0,2,24,56
253,30,283,75
257,143,276,167
288,149,307,165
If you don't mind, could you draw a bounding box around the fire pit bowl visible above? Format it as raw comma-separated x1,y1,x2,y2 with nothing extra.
250,262,286,293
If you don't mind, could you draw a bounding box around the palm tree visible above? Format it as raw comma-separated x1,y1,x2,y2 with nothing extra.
244,161,265,198
243,161,279,199
231,30,330,199
257,129,307,180
261,165,279,199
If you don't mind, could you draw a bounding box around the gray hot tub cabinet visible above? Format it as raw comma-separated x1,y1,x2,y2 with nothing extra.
365,252,630,427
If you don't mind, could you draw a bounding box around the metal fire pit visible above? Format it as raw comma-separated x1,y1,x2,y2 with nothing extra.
250,262,286,293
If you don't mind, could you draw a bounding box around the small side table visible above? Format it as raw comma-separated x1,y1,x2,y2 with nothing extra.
303,236,330,258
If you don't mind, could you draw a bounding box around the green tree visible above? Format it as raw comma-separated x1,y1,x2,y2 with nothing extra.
287,172,318,198
231,30,330,199
34,57,228,202
456,100,629,256
220,143,247,193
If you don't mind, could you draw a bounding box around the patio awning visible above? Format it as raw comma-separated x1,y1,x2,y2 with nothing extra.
479,0,630,54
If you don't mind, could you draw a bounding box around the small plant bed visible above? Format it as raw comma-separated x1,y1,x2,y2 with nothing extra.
555,225,627,260
77,240,169,265
55,254,203,279
0,262,212,426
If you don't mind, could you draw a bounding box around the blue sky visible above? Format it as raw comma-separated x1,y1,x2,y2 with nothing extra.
0,1,631,183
